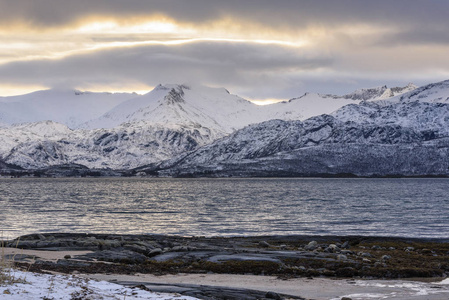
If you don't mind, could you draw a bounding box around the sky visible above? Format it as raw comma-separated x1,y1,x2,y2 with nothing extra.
1,0,449,102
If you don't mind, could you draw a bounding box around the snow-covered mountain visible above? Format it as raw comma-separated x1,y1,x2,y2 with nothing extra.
148,104,449,177
342,83,417,101
2,80,441,175
82,84,267,134
83,83,416,131
0,89,139,128
141,80,449,177
0,82,415,132
1,121,218,170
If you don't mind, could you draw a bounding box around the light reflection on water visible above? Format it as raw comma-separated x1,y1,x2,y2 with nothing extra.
0,177,448,239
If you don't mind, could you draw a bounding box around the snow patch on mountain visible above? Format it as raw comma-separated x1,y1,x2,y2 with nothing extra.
0,89,139,128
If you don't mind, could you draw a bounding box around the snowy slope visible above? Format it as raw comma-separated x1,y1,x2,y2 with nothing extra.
266,93,360,121
84,83,416,131
0,89,139,128
2,121,218,169
385,80,449,104
333,81,449,134
83,84,268,133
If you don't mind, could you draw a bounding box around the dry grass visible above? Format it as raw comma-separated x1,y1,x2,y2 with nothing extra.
0,237,29,286
1,238,15,285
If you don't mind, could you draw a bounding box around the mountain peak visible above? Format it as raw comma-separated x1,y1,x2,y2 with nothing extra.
343,86,388,101
164,86,187,105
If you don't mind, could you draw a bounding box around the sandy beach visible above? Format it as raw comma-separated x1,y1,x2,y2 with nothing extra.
87,273,449,300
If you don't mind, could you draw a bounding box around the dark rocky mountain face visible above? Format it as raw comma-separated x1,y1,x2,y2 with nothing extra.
144,100,449,177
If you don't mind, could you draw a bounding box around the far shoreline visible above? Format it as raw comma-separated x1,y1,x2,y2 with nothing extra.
4,232,449,243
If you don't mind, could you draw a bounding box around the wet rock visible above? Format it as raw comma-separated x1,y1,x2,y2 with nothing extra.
149,248,163,256
172,245,190,252
305,241,318,251
259,241,271,248
265,291,282,299
106,235,124,241
371,245,382,250
278,244,287,250
3,254,36,262
118,281,305,300
341,250,354,255
56,259,91,267
325,244,341,253
359,252,373,258
381,255,391,261
11,240,37,249
341,297,353,300
207,254,281,264
123,244,148,254
36,241,61,248
341,241,350,249
37,234,46,240
86,249,148,263
101,240,122,249
337,254,348,261
374,262,387,268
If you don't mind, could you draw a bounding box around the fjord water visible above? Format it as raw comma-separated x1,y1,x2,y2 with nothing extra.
1,178,448,239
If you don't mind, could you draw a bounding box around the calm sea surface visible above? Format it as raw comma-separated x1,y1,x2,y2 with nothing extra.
1,177,448,239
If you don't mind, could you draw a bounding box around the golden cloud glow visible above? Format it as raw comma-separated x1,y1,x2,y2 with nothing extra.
0,16,309,66
76,19,192,35
0,84,49,97
78,83,154,95
250,98,287,105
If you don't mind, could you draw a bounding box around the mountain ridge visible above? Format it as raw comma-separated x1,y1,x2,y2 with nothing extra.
4,80,449,176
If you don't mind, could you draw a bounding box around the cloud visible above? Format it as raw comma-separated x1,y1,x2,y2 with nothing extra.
1,0,449,98
0,36,448,99
0,41,332,94
1,1,447,29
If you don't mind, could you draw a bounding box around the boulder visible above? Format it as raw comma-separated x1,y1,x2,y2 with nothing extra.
305,241,318,251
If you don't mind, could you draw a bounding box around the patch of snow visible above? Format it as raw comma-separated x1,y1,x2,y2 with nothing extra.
0,269,199,299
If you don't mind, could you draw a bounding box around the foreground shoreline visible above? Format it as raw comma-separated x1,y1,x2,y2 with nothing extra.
3,233,449,278
3,233,449,299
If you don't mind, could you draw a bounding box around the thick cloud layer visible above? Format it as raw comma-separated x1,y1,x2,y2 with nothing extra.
0,0,448,99
2,0,448,32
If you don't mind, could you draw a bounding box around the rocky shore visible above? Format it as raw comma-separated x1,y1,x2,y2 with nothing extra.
3,233,449,299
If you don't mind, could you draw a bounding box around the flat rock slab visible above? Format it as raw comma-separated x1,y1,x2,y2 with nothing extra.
116,281,305,300
207,254,281,263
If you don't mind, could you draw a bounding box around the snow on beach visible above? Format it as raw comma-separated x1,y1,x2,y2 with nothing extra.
0,269,199,300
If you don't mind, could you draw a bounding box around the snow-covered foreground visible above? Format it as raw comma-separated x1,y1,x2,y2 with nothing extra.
0,269,199,300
